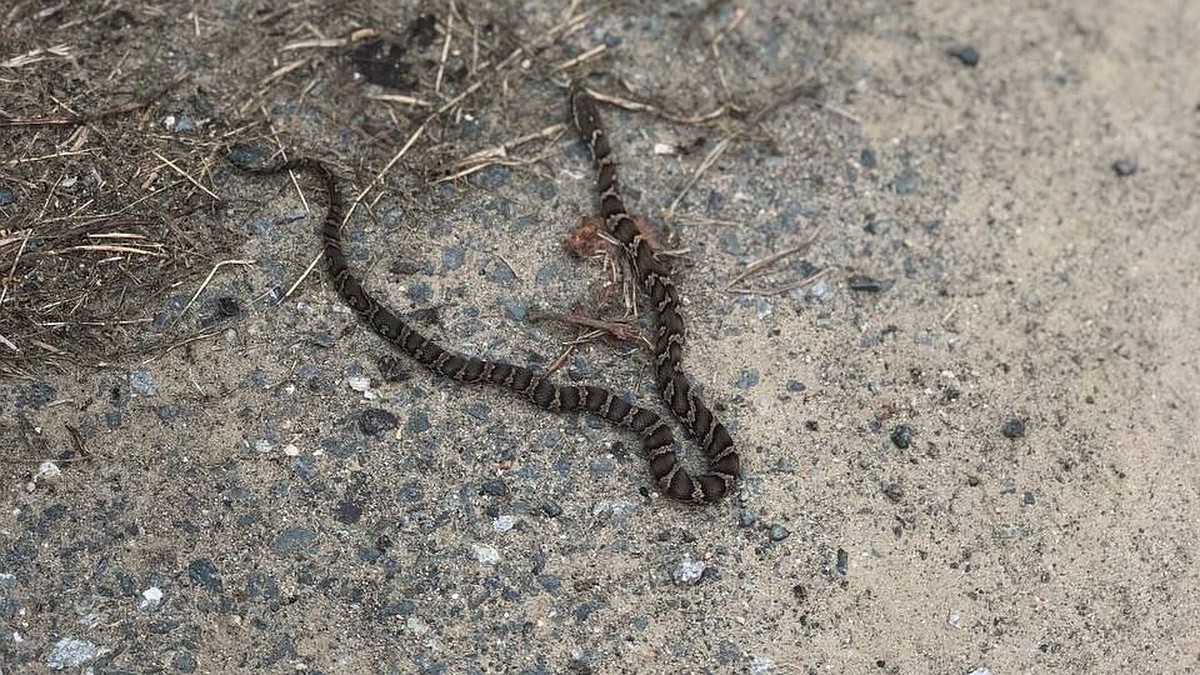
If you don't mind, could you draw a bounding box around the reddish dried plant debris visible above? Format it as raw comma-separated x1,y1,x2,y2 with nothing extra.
565,214,669,259
566,214,610,259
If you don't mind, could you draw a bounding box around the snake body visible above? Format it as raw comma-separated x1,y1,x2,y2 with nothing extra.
230,90,739,504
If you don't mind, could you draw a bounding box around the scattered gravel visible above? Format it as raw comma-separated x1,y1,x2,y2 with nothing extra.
948,44,981,67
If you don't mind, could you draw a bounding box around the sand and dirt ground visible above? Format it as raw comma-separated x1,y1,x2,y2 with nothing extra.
1,1,1197,672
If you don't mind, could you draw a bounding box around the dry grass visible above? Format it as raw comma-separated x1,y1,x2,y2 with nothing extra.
0,0,836,378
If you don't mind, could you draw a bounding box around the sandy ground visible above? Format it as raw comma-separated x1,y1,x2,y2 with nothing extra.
1,1,1197,673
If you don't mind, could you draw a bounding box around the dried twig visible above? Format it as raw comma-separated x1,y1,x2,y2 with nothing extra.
181,259,257,314
282,38,345,51
547,313,651,348
151,150,220,201
260,59,308,87
435,7,454,94
554,44,606,72
0,43,75,68
724,226,822,290
366,93,433,107
439,122,568,182
666,135,732,219
726,266,835,297
581,87,727,126
0,228,32,314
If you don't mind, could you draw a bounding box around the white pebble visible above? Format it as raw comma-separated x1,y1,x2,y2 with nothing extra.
672,556,706,585
348,376,377,399
47,637,105,670
140,586,163,610
470,543,501,564
749,655,775,674
36,461,61,482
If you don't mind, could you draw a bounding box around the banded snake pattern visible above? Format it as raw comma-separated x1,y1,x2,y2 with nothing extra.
230,89,740,504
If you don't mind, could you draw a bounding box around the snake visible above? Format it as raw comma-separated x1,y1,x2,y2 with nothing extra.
228,89,739,504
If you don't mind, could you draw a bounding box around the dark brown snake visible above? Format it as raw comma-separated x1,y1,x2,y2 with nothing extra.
229,89,739,504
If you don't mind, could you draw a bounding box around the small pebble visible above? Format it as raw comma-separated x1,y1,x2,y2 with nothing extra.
890,424,913,449
480,479,508,497
186,558,223,592
947,611,962,629
849,274,891,292
750,655,775,675
47,637,104,670
335,500,363,524
836,548,849,576
588,458,615,478
442,246,465,271
347,376,373,394
882,481,904,502
405,411,431,434
948,44,980,67
737,369,761,389
1112,159,1138,177
405,281,432,304
536,574,561,593
129,369,157,396
471,543,501,564
1000,417,1027,439
35,460,61,485
139,586,163,610
215,296,240,317
175,115,198,132
272,529,317,556
173,651,198,673
671,556,707,585
502,301,529,321
227,145,263,166
738,509,758,528
358,408,399,436
406,616,431,636
493,515,515,533
768,524,790,541
574,600,602,623
894,172,920,195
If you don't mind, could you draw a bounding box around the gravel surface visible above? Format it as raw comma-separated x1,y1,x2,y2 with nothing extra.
1,1,1197,672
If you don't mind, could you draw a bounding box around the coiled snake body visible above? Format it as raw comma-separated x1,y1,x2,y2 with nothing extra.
232,90,739,504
